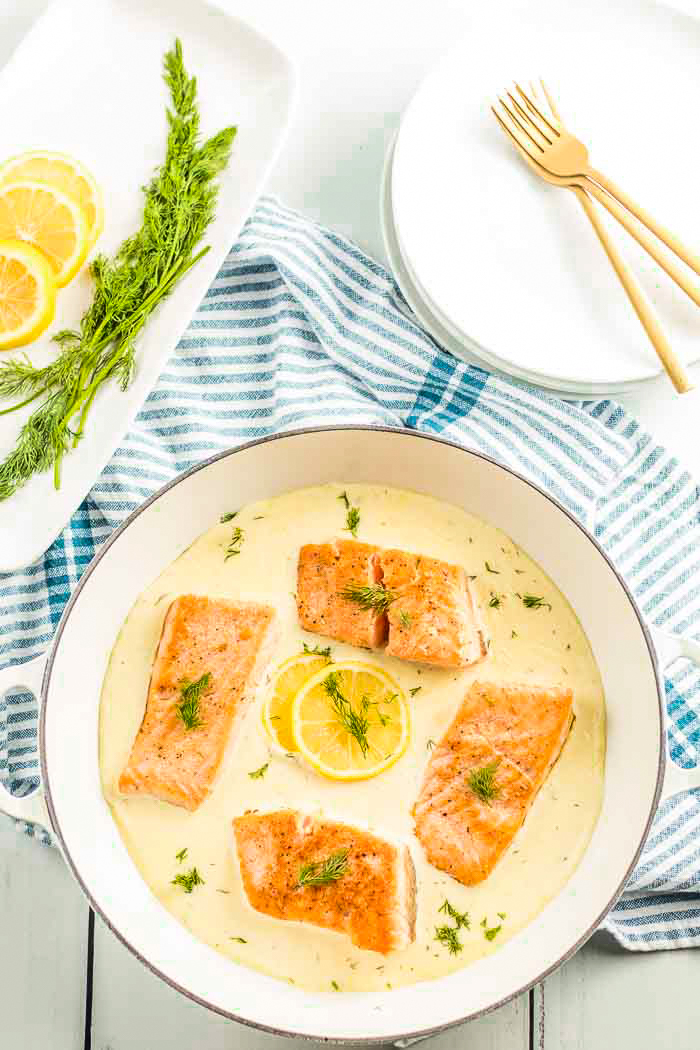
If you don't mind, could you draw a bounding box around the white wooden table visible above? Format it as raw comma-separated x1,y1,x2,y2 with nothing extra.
1,1,699,1047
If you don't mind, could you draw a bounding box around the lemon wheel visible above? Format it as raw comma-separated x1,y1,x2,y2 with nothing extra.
0,151,103,246
262,650,333,752
0,180,89,287
291,661,409,781
0,239,56,350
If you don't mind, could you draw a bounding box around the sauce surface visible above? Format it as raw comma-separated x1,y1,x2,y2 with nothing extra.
99,484,605,992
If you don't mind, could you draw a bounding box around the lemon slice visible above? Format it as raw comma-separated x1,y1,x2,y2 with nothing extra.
292,661,409,780
263,650,333,752
0,151,103,246
0,181,89,287
0,239,56,350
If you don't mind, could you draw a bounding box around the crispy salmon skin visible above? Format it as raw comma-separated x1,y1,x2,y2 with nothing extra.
297,539,386,649
233,810,416,954
382,549,488,668
414,681,574,885
119,595,276,811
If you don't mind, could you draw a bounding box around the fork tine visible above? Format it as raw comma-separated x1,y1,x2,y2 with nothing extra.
491,103,544,159
506,90,552,146
538,79,561,122
496,96,546,154
515,82,560,136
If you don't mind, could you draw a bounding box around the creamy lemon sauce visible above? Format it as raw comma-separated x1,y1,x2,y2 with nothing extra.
99,484,605,992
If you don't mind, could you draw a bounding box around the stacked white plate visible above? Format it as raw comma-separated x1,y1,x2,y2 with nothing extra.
381,0,700,395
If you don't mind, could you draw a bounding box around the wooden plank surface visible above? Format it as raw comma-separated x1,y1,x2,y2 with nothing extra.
536,932,700,1049
0,820,89,1050
89,914,529,1050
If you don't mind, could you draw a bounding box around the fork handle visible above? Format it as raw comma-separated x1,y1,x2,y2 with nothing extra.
586,167,700,277
582,178,700,311
572,187,692,394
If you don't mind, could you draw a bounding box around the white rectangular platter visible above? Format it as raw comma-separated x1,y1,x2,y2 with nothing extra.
0,0,295,571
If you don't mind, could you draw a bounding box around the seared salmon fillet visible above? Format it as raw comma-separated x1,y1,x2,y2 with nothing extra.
297,539,386,649
119,595,276,811
233,810,416,954
414,681,574,885
382,549,489,669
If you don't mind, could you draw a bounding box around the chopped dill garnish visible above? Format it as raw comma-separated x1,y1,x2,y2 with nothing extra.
521,593,551,610
485,562,500,574
338,490,360,537
298,848,349,888
331,980,340,991
488,593,502,609
172,867,205,893
434,924,463,955
303,642,332,659
175,672,210,730
439,899,470,929
340,582,396,615
484,924,502,941
468,760,501,804
323,672,369,756
230,936,247,943
409,686,422,697
426,738,436,750
175,848,188,863
248,762,269,780
497,912,507,919
220,511,237,523
225,526,244,560
398,610,412,628
511,629,518,639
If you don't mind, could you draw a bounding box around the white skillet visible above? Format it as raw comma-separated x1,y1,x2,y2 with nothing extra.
1,428,699,1043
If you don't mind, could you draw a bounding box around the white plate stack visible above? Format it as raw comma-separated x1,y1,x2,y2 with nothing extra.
381,0,700,395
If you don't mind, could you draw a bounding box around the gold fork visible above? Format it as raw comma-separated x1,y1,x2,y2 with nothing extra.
511,82,692,395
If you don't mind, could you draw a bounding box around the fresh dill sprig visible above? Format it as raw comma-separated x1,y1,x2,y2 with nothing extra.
302,642,332,659
484,924,502,941
485,562,500,574
323,672,370,756
439,899,470,929
520,593,552,610
488,593,502,609
468,760,501,804
172,866,205,893
225,526,244,560
220,511,237,523
340,582,396,615
409,686,422,697
175,848,188,863
338,490,360,537
0,40,236,501
398,609,412,628
175,672,211,730
298,847,349,888
248,762,269,780
434,924,463,955
331,980,340,991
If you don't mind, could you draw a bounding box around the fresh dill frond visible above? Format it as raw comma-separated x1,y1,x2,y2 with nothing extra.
298,848,349,888
338,490,360,537
485,562,500,574
248,762,269,780
439,899,470,929
468,760,501,804
488,593,502,609
434,924,463,955
398,609,412,628
175,848,188,863
340,582,396,615
323,672,370,756
172,866,205,893
409,686,422,697
225,526,244,560
302,642,332,659
175,672,210,730
497,911,507,919
220,511,237,523
230,936,247,943
484,924,502,941
0,40,236,501
521,593,552,610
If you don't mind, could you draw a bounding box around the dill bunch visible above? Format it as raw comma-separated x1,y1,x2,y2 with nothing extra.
0,39,236,501
322,671,370,756
175,671,211,730
340,582,396,615
298,848,350,888
171,866,205,893
468,760,501,804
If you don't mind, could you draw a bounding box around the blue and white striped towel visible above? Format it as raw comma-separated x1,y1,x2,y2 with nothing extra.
1,197,699,951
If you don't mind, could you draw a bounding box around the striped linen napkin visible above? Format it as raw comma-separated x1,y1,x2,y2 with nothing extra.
1,197,699,951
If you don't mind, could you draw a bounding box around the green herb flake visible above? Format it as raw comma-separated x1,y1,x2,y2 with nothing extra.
298,848,349,888
302,642,332,659
484,924,502,941
338,490,360,537
172,866,205,893
497,912,507,919
485,562,500,574
409,686,422,697
511,629,518,639
468,760,500,804
398,609,412,628
175,848,188,863
340,582,396,615
426,738,436,751
488,593,502,609
175,672,211,730
225,526,244,560
439,899,470,929
230,936,247,943
220,511,237,523
248,762,269,780
434,924,463,955
331,980,340,992
521,593,552,610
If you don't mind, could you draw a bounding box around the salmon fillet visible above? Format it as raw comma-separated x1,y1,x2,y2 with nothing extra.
233,810,417,954
414,681,574,885
297,539,387,649
119,595,277,811
382,549,489,669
